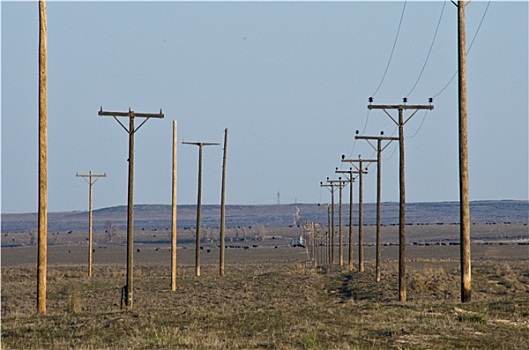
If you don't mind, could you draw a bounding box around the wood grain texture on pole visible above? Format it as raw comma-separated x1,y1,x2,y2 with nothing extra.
126,116,135,307
171,121,178,291
196,145,203,277
458,0,471,303
220,128,228,276
37,0,48,315
398,108,406,302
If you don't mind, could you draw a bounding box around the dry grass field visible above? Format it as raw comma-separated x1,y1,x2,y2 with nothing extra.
2,239,528,349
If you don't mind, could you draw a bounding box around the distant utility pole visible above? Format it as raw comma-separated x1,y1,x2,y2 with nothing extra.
320,180,337,265
341,156,374,272
98,107,164,309
220,128,229,277
355,131,398,282
171,121,178,291
457,0,471,303
368,97,434,301
329,177,348,267
335,168,360,271
37,0,48,315
76,171,106,277
183,141,220,277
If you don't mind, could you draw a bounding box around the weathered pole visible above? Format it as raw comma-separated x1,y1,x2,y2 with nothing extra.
76,171,106,277
397,107,406,301
329,177,348,268
355,133,398,282
196,145,203,277
88,171,93,277
171,121,178,291
126,115,135,306
37,0,47,315
368,99,434,301
458,0,471,303
220,128,228,276
183,141,220,277
336,167,360,272
341,157,374,272
98,107,164,308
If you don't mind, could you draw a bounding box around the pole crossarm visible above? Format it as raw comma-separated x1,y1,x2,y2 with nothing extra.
76,172,106,185
182,141,221,147
99,107,164,135
182,140,220,277
335,169,360,182
368,104,434,126
341,158,376,173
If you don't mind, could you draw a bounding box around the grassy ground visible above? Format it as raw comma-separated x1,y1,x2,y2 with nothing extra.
2,257,528,349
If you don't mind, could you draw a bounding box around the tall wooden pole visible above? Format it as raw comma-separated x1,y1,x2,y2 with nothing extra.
355,134,398,282
358,165,365,272
336,168,360,272
183,141,220,277
126,115,135,307
88,171,93,277
397,108,406,302
329,178,348,268
98,108,164,308
326,205,331,266
338,181,343,267
342,157,374,273
37,0,48,315
196,145,203,277
76,171,106,277
220,128,228,277
171,121,178,291
458,0,471,303
368,101,433,301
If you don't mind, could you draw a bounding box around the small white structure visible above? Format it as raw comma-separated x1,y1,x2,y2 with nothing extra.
292,235,305,247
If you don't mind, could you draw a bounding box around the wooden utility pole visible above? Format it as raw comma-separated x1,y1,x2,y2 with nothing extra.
76,171,106,277
335,168,360,271
341,156,374,272
183,141,220,277
171,121,178,291
457,0,471,303
368,98,434,301
98,107,164,308
220,128,228,277
37,0,48,315
355,132,398,282
329,177,348,267
320,180,337,265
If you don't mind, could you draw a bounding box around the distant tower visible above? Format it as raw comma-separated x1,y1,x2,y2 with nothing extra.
277,190,281,206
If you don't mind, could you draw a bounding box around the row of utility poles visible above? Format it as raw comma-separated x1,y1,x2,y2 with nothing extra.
35,0,472,314
74,111,229,309
317,0,472,304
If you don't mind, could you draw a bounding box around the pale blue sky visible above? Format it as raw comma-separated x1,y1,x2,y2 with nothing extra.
2,1,528,213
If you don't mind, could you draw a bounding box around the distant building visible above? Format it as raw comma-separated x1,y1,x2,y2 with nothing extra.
291,235,305,247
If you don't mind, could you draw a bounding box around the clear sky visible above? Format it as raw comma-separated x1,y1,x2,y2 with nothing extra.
2,1,528,214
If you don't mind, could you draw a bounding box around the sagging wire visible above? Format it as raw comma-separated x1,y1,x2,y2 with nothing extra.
371,0,407,97
432,0,492,98
406,110,429,139
406,0,447,97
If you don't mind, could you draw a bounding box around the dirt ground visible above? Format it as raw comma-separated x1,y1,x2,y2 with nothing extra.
1,240,528,349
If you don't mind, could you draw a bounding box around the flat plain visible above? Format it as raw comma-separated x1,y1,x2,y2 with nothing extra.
1,202,528,349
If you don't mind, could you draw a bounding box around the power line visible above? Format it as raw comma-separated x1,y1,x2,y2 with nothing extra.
371,1,407,97
432,0,491,98
406,0,447,97
406,110,429,139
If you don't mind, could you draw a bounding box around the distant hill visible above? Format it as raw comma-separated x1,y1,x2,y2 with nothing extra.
1,200,527,234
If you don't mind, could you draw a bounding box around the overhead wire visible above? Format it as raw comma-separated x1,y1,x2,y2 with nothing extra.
432,0,491,98
371,1,407,97
406,0,447,97
406,110,429,139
